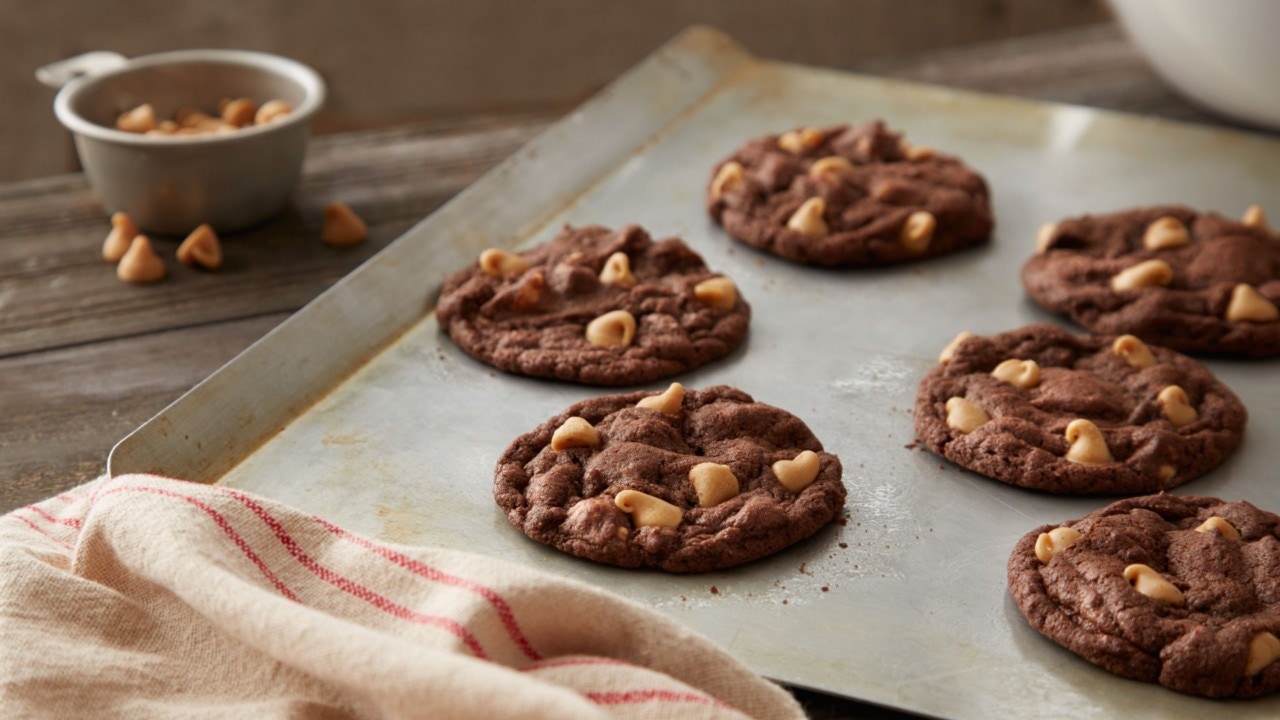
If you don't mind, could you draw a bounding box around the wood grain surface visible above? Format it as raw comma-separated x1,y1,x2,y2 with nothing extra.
2,24,1276,720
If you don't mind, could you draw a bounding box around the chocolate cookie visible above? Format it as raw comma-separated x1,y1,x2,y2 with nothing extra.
914,324,1246,494
436,224,750,385
1022,205,1280,357
1009,494,1280,699
494,384,846,573
705,121,993,266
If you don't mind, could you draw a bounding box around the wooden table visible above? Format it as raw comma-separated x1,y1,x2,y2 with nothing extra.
1,23,1274,719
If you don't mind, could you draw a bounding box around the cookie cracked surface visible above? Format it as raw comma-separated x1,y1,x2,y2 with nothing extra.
706,121,993,267
436,224,750,385
494,385,846,573
1009,494,1280,699
914,324,1246,494
1023,205,1280,357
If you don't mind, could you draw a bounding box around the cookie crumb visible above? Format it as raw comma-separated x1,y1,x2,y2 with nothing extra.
838,542,848,549
821,586,829,592
709,586,719,595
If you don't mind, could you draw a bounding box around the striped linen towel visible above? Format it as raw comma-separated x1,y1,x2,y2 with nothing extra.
0,474,805,719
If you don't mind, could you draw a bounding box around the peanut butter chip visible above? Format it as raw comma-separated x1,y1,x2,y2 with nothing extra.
901,141,934,161
787,198,828,237
808,156,855,181
636,383,684,415
1142,216,1190,250
103,212,139,262
322,202,367,246
176,224,222,270
1194,516,1240,540
899,211,936,254
221,98,258,127
772,450,820,493
550,417,599,452
478,248,530,279
1034,526,1081,564
1225,284,1279,322
255,100,293,125
585,310,636,348
1123,563,1185,605
689,463,739,507
1112,335,1156,369
1110,259,1173,291
1242,204,1269,231
1158,464,1176,482
1157,385,1197,428
116,235,166,284
1246,632,1280,676
990,359,1040,389
693,277,737,310
777,127,823,154
938,331,973,364
945,397,989,434
115,103,156,133
710,161,745,199
598,252,637,287
1065,419,1113,465
1035,223,1057,254
614,489,682,528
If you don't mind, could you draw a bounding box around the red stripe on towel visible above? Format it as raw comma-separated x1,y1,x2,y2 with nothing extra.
25,504,82,529
10,513,75,551
522,657,633,672
315,516,542,661
101,486,298,602
224,489,488,659
584,689,733,710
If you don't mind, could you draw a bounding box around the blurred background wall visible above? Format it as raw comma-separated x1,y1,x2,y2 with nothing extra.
2,0,1107,183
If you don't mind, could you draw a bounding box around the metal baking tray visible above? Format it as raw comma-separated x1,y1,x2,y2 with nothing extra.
109,26,1280,719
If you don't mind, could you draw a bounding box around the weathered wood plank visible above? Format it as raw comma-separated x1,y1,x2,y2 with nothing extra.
0,313,289,512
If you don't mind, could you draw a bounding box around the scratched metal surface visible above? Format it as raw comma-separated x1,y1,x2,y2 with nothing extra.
111,27,1280,719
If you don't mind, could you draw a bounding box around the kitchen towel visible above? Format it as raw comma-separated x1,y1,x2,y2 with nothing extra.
0,474,805,719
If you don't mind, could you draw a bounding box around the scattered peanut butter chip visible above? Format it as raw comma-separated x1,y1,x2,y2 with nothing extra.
1065,419,1113,465
116,235,166,284
176,224,222,270
614,489,682,528
1225,283,1279,322
322,202,368,246
103,212,140,262
115,103,156,133
772,450,820,493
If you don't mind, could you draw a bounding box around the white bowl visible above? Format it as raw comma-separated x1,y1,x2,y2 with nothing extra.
1110,0,1280,129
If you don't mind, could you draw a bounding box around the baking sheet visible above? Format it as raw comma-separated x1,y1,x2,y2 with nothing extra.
110,27,1280,719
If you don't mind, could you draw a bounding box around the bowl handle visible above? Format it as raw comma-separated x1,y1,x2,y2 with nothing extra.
36,51,128,89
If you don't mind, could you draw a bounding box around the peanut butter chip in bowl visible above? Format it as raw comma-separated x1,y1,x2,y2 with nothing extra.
494,385,844,573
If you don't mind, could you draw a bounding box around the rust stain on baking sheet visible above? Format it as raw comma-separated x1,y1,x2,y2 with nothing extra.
375,504,421,545
322,430,367,446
